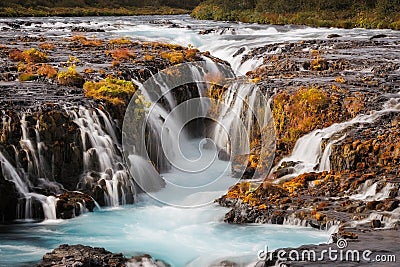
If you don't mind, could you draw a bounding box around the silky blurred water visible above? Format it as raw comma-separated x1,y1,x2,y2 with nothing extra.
1,14,394,266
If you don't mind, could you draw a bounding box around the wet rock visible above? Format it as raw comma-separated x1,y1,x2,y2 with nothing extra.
56,191,95,219
371,219,382,228
199,29,214,35
218,149,230,161
233,47,245,57
0,175,19,224
327,33,341,38
370,34,387,40
37,244,168,267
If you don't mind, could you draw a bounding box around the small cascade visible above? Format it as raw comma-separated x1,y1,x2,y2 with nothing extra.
0,151,57,221
20,114,42,178
273,97,400,181
70,107,135,207
0,151,30,194
211,80,275,178
350,182,397,201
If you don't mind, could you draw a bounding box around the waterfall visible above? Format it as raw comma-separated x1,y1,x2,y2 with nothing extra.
0,104,138,221
70,107,135,207
0,151,58,221
273,97,400,181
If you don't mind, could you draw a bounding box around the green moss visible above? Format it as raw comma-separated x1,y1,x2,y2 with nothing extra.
19,73,38,82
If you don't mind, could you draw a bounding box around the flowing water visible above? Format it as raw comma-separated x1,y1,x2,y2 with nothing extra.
1,14,398,266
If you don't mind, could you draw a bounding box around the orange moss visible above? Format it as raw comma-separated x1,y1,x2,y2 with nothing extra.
310,57,329,71
9,48,48,63
83,68,95,74
36,64,58,78
69,35,102,47
107,48,136,61
39,43,55,50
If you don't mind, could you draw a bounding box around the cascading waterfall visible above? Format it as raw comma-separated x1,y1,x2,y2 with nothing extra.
212,81,269,155
273,97,400,181
70,106,135,207
0,105,138,221
0,151,57,221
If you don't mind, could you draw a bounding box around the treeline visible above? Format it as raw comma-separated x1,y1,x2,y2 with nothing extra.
0,0,202,9
192,0,400,29
0,0,203,16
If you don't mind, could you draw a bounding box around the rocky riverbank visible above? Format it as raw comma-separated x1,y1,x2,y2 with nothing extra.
0,30,207,223
215,37,400,265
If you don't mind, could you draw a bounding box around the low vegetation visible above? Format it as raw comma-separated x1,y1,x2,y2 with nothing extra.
0,0,197,17
192,0,400,30
9,48,48,63
57,65,84,87
83,77,137,105
68,35,102,47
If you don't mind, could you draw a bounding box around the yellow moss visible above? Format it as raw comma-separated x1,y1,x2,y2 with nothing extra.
57,64,84,87
83,76,136,105
335,76,346,83
57,65,79,80
144,54,155,61
161,51,185,64
109,37,132,45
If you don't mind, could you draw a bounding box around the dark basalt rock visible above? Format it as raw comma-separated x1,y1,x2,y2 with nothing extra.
218,149,230,161
37,244,169,267
56,192,95,219
0,175,19,224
